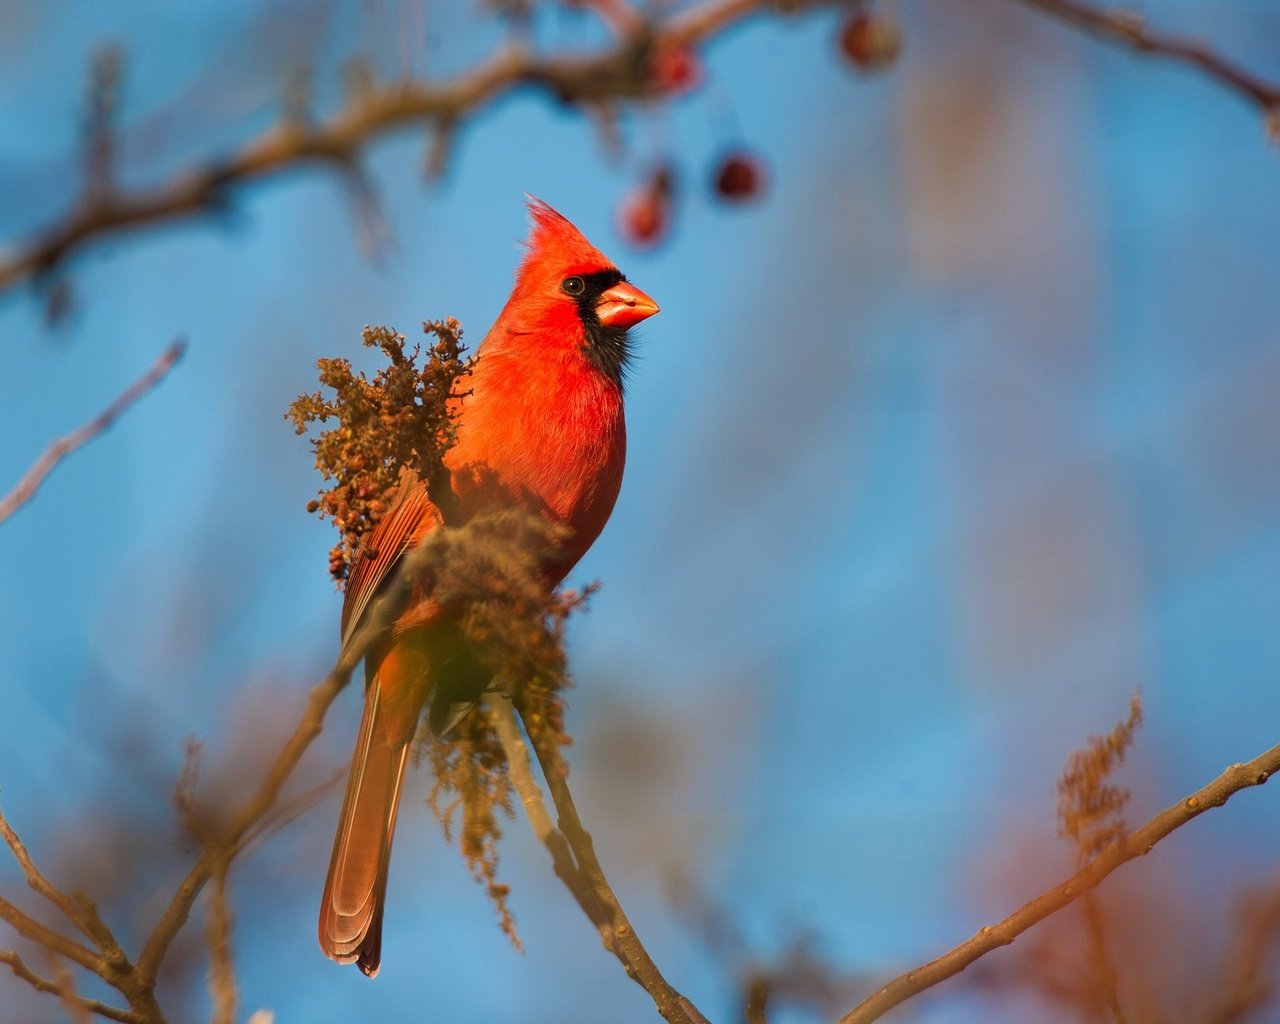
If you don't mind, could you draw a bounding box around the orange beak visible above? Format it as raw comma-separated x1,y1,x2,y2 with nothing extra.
595,281,660,329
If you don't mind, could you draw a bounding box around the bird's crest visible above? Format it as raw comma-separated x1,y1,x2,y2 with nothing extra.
519,196,613,275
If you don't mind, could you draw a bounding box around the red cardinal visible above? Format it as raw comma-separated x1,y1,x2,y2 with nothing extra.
319,200,659,976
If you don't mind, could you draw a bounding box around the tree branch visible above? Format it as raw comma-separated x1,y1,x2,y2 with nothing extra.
1007,0,1280,121
839,743,1280,1024
0,0,822,297
0,951,142,1024
0,339,186,525
135,515,501,985
2,0,1274,298
499,693,710,1024
0,895,102,977
488,694,608,931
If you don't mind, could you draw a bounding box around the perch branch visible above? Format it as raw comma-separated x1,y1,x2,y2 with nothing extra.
506,695,710,1024
488,694,606,929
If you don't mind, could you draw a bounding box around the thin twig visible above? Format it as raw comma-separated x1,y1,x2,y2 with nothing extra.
238,768,345,858
0,951,142,1024
135,517,486,986
1007,0,1280,118
0,806,94,940
0,804,131,976
0,807,164,1020
0,339,186,525
0,893,104,977
839,744,1280,1024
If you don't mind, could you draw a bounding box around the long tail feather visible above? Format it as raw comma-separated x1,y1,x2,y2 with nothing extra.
318,680,411,977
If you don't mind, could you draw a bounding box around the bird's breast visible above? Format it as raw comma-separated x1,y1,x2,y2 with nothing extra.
445,352,626,578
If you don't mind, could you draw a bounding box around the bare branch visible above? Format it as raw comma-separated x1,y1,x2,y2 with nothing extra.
0,0,1274,297
1007,0,1280,120
0,891,106,978
136,515,496,984
1,803,133,980
0,951,142,1024
511,696,711,1024
238,769,344,858
0,339,186,525
0,0,820,295
0,805,96,940
839,743,1280,1024
0,805,166,1020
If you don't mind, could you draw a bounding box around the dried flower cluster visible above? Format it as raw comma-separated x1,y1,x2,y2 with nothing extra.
286,319,473,583
419,509,593,943
1057,693,1144,864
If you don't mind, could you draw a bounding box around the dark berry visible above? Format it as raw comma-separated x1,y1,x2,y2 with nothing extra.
712,151,765,203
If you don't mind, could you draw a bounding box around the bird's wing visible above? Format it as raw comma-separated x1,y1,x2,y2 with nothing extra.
340,474,443,647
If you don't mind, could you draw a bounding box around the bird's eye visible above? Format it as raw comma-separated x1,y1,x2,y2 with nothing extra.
561,276,585,296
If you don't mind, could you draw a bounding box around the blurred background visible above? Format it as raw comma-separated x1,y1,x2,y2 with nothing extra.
2,1,1280,1021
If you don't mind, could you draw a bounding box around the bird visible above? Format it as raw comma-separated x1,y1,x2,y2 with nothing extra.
318,199,659,976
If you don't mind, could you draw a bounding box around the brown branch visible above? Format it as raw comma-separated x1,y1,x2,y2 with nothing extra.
1008,0,1280,119
0,951,142,1024
0,339,186,525
0,804,130,976
838,743,1280,1024
0,805,97,942
0,893,102,976
1,467,531,1022
135,517,489,986
506,696,710,1024
0,807,165,1020
238,768,345,858
1,0,1274,298
0,0,821,296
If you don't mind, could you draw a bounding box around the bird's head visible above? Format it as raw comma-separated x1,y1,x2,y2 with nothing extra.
502,198,659,385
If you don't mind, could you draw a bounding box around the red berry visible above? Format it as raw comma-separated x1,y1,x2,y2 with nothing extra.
839,11,902,72
712,151,765,203
647,41,702,97
619,185,670,247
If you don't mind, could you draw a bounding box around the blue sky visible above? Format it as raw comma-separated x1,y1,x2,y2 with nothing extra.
2,2,1280,1021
